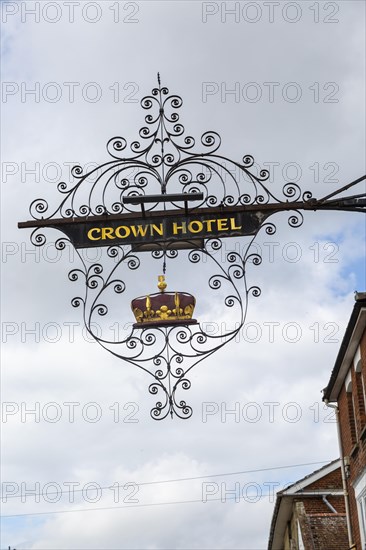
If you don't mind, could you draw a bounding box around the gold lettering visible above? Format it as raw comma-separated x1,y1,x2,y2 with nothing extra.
150,223,164,236
217,218,229,231
87,228,101,241
204,219,216,232
173,222,187,235
101,227,116,240
230,217,242,230
130,225,149,238
115,225,131,239
188,220,203,233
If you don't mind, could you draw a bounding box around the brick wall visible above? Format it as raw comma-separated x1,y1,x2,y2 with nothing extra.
306,467,343,491
295,501,348,550
337,325,366,550
301,495,345,515
307,514,348,550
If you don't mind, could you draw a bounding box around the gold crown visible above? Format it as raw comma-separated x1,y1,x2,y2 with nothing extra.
131,276,197,328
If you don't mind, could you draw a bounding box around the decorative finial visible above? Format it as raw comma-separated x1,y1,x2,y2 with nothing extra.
157,275,167,292
157,72,161,86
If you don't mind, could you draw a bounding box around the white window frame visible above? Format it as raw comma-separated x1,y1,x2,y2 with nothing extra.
354,347,366,423
297,520,305,550
354,469,366,548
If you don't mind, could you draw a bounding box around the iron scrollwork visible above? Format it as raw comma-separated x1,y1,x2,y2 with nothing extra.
22,77,365,419
60,234,263,420
28,75,313,228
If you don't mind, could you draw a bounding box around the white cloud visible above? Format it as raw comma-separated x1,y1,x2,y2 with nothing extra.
1,1,365,548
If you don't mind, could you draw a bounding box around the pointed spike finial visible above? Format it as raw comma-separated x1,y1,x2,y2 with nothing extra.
157,72,161,86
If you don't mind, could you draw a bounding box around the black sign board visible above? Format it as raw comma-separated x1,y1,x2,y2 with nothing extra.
18,207,269,250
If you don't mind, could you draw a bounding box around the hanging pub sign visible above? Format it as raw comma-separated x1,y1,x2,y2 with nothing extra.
17,75,365,420
18,205,269,250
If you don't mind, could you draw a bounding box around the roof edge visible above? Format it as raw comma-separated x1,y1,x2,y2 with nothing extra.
267,459,341,550
323,296,366,402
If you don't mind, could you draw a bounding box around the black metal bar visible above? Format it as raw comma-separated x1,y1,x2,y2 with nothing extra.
18,196,366,231
123,193,204,205
317,175,366,203
319,194,366,206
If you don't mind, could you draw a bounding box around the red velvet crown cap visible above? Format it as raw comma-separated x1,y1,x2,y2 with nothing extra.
131,276,197,328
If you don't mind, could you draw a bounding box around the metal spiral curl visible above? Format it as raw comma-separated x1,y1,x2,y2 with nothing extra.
288,210,304,228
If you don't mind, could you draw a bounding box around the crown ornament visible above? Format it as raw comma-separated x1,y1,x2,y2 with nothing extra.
131,276,197,328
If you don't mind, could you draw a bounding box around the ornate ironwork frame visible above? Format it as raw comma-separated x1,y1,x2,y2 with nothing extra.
19,76,366,419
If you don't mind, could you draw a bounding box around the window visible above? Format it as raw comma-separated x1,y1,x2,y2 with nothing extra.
345,377,358,445
360,495,366,539
354,470,366,548
355,347,366,432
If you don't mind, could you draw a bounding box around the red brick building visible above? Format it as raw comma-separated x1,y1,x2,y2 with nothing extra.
268,459,348,549
323,292,366,549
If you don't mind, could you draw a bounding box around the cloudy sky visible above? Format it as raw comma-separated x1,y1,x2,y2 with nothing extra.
1,0,365,548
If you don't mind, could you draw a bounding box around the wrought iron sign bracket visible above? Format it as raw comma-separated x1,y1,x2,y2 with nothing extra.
18,77,366,420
